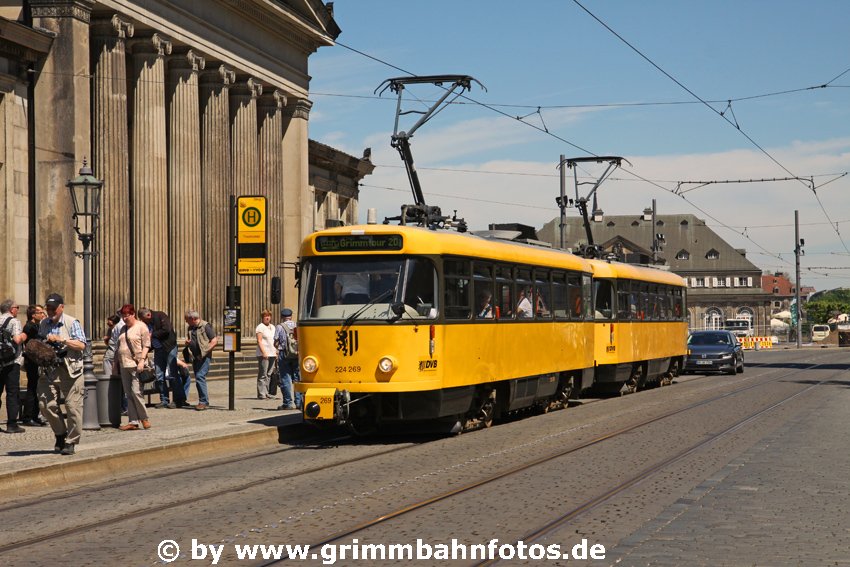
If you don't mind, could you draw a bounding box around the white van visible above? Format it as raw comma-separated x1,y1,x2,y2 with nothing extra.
812,324,830,342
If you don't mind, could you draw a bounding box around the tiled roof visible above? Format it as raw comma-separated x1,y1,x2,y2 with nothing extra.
539,213,761,273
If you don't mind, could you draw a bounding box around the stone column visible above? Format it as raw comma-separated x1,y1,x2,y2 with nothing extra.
199,65,235,334
281,98,312,313
129,33,171,311
91,15,133,333
31,0,94,314
258,90,286,315
167,50,204,322
230,77,262,333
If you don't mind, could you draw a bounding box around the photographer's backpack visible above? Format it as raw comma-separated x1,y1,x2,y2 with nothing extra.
0,318,17,363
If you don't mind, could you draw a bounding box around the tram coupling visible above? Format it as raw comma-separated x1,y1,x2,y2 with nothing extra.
303,387,350,425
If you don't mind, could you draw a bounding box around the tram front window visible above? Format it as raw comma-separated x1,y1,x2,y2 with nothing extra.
301,257,438,321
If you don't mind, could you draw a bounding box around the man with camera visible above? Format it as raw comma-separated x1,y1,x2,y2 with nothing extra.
38,293,86,455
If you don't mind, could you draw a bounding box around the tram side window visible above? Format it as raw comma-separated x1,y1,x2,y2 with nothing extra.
474,262,495,319
673,288,684,320
617,280,631,320
516,269,534,319
402,258,438,318
444,259,471,319
582,274,593,319
648,285,660,320
496,266,514,319
567,274,582,319
593,279,614,320
534,270,551,319
636,282,649,320
660,287,672,320
552,272,568,320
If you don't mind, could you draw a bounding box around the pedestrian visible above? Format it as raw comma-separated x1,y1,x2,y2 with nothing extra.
115,304,152,431
138,307,179,409
38,293,86,455
105,311,128,415
0,299,27,433
176,310,217,411
255,309,277,400
20,304,48,427
274,308,301,410
101,314,121,377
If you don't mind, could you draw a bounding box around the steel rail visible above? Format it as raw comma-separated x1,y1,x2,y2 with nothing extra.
256,361,832,565
0,434,419,555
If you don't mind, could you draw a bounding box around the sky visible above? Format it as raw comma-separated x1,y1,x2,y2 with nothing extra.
306,0,850,291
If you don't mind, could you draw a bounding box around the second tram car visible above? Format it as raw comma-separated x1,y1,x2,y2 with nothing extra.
295,224,687,433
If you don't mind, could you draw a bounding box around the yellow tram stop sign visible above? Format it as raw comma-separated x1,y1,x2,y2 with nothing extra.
236,196,267,275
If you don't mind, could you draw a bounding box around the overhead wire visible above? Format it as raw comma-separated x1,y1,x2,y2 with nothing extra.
568,0,850,256
330,36,848,276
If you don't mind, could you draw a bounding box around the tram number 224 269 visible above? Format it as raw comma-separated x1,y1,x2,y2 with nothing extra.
335,365,362,373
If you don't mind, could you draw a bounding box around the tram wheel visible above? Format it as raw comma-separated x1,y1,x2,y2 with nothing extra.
622,365,643,395
479,395,496,428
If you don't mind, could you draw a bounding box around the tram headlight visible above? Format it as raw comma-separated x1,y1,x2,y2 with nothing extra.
377,356,397,374
303,356,318,373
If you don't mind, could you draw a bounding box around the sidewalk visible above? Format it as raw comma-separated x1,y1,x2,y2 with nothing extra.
0,376,302,499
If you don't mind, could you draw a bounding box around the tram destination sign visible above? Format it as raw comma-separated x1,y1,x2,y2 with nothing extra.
316,234,403,252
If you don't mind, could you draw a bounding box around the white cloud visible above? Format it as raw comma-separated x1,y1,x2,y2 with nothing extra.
352,137,850,289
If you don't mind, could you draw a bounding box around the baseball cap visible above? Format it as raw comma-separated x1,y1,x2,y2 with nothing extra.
280,308,293,317
45,293,64,307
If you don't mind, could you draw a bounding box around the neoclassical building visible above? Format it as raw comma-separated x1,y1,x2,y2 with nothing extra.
539,211,775,334
0,1,369,338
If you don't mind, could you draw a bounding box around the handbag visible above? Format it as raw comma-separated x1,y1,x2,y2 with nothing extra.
123,326,156,383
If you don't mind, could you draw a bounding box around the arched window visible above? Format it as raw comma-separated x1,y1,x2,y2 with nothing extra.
704,307,723,330
676,249,690,260
736,307,754,325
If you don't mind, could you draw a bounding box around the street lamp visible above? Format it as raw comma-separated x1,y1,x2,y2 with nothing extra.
67,159,103,431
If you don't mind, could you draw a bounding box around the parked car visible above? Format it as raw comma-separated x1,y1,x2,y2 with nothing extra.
812,324,830,342
684,330,744,375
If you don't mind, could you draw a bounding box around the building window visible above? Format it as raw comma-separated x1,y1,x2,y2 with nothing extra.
607,221,615,227
715,277,727,288
705,307,722,330
774,301,782,308
680,220,689,227
736,277,749,287
631,221,639,227
656,220,664,226
706,249,719,260
773,287,779,294
676,250,690,260
694,277,705,288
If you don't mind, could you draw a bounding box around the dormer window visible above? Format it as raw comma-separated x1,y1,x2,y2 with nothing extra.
706,249,719,260
607,221,615,227
676,249,690,260
680,220,689,227
631,221,639,227
656,220,664,226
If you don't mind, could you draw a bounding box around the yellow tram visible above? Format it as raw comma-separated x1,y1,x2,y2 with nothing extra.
295,224,687,433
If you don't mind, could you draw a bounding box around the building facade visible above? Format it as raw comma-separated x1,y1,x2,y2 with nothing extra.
0,0,351,337
539,211,775,334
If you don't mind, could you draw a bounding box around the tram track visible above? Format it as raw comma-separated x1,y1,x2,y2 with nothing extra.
0,433,421,555
254,360,840,565
0,357,833,559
